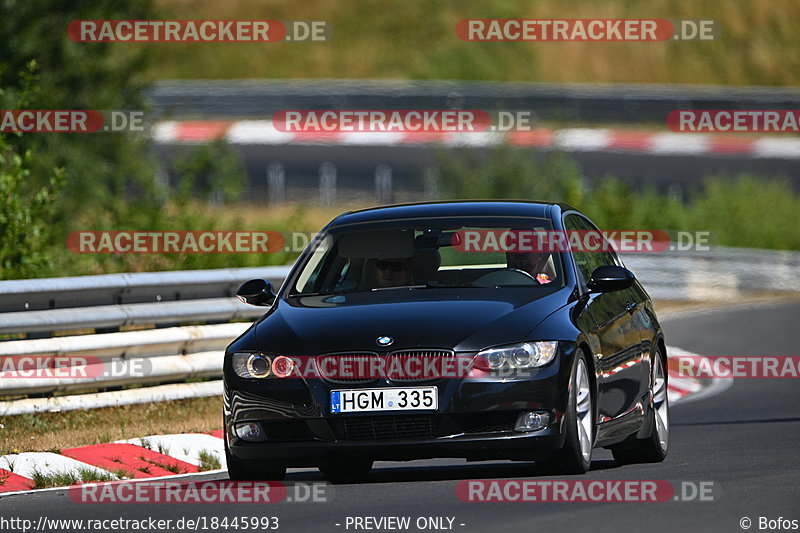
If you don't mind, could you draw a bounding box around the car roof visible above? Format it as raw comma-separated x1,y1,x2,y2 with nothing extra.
327,200,576,227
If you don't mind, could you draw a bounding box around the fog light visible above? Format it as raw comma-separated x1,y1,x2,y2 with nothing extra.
514,411,550,432
234,422,267,442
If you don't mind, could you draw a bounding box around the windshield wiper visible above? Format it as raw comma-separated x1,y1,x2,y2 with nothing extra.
287,290,352,297
296,282,486,295
422,281,482,289
371,283,483,291
370,285,427,292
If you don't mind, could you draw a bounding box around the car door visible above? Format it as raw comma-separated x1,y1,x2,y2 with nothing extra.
565,215,645,421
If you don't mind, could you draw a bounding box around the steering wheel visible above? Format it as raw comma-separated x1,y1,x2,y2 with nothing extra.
471,268,538,287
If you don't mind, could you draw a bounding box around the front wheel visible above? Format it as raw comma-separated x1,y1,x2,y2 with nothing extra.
611,349,669,464
537,350,594,474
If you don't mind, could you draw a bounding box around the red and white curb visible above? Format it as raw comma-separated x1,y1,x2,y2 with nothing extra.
153,120,800,159
0,348,725,494
0,430,226,494
666,347,733,405
116,431,227,469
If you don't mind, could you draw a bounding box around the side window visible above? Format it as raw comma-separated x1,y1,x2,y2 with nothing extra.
564,215,592,286
577,217,619,269
565,214,618,286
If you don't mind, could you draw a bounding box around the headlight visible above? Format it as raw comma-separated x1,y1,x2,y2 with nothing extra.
477,341,558,370
271,355,296,378
231,352,272,379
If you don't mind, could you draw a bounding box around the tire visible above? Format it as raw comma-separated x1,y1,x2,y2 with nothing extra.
537,349,594,475
225,444,287,481
611,348,669,465
318,457,374,484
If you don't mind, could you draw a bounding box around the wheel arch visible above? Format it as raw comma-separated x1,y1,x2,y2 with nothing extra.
576,338,599,428
655,334,668,385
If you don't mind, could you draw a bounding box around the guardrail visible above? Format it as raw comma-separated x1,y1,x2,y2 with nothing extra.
149,79,800,123
0,266,291,334
1,247,799,414
625,247,800,301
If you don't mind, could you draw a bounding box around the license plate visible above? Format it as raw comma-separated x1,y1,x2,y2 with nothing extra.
330,387,437,414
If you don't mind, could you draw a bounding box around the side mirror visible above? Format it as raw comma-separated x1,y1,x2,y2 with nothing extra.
236,279,276,306
587,265,635,293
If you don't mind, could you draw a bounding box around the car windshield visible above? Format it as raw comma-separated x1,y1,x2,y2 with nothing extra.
291,217,564,295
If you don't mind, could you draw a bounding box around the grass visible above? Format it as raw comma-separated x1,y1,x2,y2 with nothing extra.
141,457,187,474
30,467,116,489
3,456,18,472
143,0,800,86
197,449,222,471
0,396,222,455
110,467,136,480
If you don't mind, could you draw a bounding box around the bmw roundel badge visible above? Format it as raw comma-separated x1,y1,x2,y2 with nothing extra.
376,336,394,346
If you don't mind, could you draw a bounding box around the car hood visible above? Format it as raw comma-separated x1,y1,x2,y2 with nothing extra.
251,288,570,354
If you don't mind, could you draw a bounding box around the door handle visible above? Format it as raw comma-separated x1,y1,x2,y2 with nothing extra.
625,302,636,314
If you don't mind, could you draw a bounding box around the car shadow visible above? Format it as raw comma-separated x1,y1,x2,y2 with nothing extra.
285,458,621,485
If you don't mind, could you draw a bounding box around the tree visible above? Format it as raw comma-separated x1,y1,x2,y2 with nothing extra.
0,62,65,279
0,0,160,225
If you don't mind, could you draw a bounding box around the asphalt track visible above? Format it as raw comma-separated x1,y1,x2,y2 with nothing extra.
2,300,799,533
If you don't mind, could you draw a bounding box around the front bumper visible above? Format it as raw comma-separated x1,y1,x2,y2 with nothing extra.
230,426,565,466
224,347,576,466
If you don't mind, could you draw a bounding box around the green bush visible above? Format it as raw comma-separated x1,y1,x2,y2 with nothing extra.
438,145,585,204
0,136,65,279
0,63,66,279
687,176,800,250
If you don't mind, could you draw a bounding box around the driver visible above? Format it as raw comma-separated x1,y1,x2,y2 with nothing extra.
506,251,556,284
376,258,412,288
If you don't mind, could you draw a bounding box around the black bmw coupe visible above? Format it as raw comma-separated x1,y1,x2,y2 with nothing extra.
223,201,669,481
